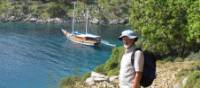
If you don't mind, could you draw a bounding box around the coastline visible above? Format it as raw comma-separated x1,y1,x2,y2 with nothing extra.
0,15,128,25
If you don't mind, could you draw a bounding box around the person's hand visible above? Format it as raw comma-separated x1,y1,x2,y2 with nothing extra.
132,82,140,88
132,72,142,88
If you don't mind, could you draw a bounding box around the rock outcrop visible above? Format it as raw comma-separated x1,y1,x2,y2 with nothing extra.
0,15,128,25
85,71,119,88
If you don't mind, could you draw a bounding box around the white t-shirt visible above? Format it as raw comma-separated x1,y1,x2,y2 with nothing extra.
119,46,144,88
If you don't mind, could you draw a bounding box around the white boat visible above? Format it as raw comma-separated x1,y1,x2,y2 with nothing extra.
61,2,101,46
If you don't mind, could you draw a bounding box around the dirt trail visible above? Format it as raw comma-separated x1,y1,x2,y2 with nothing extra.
150,61,194,88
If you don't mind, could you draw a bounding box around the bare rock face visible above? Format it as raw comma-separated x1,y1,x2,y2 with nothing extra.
85,71,118,88
85,71,109,86
53,17,64,23
109,19,119,25
30,18,37,22
85,77,95,86
109,76,118,83
91,71,109,82
90,18,99,24
8,16,15,21
182,77,188,87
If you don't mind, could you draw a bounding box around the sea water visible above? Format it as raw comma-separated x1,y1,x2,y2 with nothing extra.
0,22,128,88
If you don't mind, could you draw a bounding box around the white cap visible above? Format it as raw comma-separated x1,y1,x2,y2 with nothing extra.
118,30,138,40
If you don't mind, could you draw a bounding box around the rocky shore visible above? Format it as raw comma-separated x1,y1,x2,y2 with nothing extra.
85,71,119,88
0,15,128,25
0,15,67,24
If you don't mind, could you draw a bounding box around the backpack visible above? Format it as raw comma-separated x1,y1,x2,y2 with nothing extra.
131,48,156,87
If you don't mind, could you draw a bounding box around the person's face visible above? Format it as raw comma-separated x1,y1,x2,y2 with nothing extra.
122,36,134,48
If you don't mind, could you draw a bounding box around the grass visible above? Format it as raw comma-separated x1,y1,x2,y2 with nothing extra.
175,55,200,88
184,71,200,88
59,76,85,88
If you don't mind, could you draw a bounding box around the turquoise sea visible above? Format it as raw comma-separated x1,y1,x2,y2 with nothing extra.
0,22,128,88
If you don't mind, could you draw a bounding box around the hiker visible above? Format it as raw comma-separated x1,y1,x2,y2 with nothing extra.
119,30,144,88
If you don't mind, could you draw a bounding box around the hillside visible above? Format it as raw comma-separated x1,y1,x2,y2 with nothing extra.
0,0,130,24
151,61,197,88
60,47,200,88
60,60,200,88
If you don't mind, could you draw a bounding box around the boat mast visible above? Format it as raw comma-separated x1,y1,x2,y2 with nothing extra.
85,10,88,34
72,2,76,34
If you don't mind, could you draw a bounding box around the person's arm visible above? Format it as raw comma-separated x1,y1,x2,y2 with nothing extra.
132,50,144,88
132,72,142,88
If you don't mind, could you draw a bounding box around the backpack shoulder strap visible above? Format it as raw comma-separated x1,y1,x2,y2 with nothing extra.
131,47,142,65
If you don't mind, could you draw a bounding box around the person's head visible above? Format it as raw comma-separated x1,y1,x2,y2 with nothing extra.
118,30,138,48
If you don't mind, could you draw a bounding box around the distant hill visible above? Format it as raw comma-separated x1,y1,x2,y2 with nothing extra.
0,0,130,24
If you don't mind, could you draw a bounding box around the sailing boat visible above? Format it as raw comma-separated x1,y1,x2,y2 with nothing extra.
61,2,101,46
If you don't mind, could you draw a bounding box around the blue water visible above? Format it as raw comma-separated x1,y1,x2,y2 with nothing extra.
0,22,128,88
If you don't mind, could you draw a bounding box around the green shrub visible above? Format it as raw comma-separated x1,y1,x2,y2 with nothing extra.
81,72,91,82
130,0,200,57
184,71,200,88
46,2,67,18
107,67,119,76
94,46,124,76
59,76,81,88
104,47,124,71
175,60,200,87
94,64,106,74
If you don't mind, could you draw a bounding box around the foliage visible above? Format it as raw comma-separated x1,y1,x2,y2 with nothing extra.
97,0,130,20
46,2,67,18
130,0,200,57
0,0,13,16
94,46,124,76
107,67,119,76
0,0,131,22
184,71,200,88
94,64,106,74
59,76,82,88
59,72,90,88
175,61,200,88
81,72,91,82
186,0,200,43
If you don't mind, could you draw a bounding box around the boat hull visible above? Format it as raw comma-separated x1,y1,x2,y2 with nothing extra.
61,29,101,46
